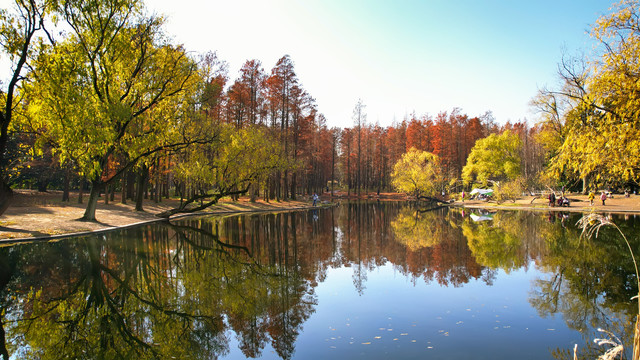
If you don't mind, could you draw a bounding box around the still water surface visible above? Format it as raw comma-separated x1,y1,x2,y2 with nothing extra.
0,201,638,359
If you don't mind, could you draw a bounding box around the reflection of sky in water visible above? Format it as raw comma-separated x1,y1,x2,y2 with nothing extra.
4,204,637,359
226,262,579,360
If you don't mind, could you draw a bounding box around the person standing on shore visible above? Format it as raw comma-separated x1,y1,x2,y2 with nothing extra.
312,193,319,206
600,192,607,206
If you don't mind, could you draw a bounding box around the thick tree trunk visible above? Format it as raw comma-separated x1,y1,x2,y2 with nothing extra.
249,182,258,203
135,165,148,211
0,251,13,360
81,180,103,221
126,171,135,201
156,187,248,218
155,157,161,203
283,170,288,200
121,175,127,204
36,179,48,192
78,179,84,204
291,173,297,200
62,169,70,202
0,179,13,217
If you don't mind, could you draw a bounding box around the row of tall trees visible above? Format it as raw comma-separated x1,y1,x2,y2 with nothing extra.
1,0,340,221
3,0,537,219
339,108,545,197
4,0,638,219
386,0,640,198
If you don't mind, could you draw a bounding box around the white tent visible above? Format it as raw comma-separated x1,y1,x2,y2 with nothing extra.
470,213,494,222
470,188,494,196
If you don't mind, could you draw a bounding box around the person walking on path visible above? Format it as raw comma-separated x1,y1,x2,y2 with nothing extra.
588,191,595,206
462,190,465,203
601,192,607,206
312,193,319,206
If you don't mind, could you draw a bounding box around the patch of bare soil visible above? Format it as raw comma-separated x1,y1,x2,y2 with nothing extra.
2,190,638,241
0,190,315,240
458,193,640,214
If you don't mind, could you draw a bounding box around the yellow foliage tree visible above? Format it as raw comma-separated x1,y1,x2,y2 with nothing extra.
391,148,442,199
461,130,522,187
536,0,640,186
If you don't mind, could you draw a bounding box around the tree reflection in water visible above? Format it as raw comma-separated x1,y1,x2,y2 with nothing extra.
390,205,492,286
460,210,639,359
530,213,640,359
0,203,636,359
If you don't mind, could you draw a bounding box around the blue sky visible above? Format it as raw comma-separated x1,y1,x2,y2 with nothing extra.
146,0,613,128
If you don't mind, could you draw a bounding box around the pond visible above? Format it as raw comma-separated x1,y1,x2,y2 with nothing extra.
0,201,638,359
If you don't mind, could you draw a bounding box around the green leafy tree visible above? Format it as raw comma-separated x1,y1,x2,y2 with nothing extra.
23,0,199,221
0,0,50,215
493,177,525,203
461,130,522,186
390,148,442,199
158,125,285,218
